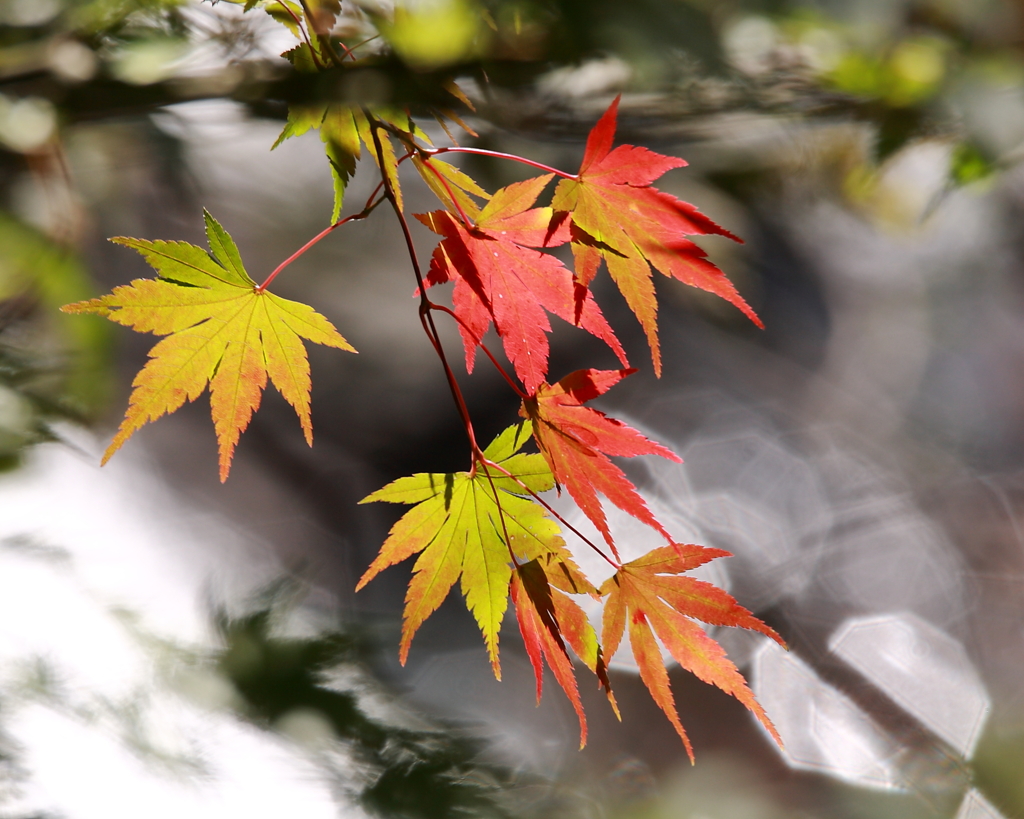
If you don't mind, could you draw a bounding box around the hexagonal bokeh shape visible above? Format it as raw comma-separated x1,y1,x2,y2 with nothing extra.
751,640,904,791
829,612,990,759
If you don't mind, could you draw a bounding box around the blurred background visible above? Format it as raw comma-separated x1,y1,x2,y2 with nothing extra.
1,0,1024,816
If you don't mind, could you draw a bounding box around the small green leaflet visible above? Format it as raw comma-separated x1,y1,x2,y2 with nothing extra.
272,95,413,221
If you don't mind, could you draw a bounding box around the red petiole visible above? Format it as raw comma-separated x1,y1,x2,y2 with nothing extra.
425,146,578,180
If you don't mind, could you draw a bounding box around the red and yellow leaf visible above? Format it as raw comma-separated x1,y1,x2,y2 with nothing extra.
412,156,490,222
551,96,760,374
522,368,680,548
599,544,784,760
511,561,590,746
61,211,354,480
417,175,627,393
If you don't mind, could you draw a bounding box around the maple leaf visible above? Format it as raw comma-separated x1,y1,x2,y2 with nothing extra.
551,96,761,375
600,544,784,761
60,211,354,481
243,1,306,40
416,175,628,393
412,156,490,222
512,555,616,748
358,421,577,676
522,368,679,548
273,101,410,221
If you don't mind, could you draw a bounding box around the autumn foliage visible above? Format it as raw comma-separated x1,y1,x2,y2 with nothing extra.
62,1,785,759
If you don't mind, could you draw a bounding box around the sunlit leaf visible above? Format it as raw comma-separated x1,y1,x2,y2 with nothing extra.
552,97,759,374
61,211,354,480
358,422,576,676
600,544,784,760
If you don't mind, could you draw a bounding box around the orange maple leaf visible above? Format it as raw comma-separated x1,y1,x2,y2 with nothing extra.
417,174,627,393
551,96,760,374
523,368,679,549
600,544,784,761
512,555,617,748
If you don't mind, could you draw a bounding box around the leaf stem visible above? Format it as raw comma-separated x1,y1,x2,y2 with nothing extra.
480,456,621,571
428,302,527,400
425,147,578,180
256,183,385,292
330,36,356,61
366,114,481,460
344,34,380,57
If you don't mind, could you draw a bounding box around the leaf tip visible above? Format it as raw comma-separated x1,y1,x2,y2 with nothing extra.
102,424,134,466
762,623,787,648
59,298,105,316
354,567,376,592
108,236,136,250
218,452,233,483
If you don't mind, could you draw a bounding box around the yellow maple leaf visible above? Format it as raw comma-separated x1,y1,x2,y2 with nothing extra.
62,210,355,480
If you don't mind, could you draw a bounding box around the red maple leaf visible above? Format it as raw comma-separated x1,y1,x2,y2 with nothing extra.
511,559,597,748
416,175,627,393
511,552,619,748
522,368,679,549
551,96,761,375
600,544,784,761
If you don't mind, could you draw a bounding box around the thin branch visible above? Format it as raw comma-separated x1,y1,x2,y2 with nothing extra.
256,183,385,292
425,146,578,180
428,303,527,400
365,112,481,459
370,110,602,569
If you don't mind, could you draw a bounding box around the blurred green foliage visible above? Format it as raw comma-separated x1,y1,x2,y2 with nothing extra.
0,0,1022,210
0,214,110,468
216,601,516,819
0,215,110,412
968,726,1024,819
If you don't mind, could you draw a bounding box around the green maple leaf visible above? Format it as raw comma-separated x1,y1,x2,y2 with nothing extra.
273,99,414,221
357,421,572,676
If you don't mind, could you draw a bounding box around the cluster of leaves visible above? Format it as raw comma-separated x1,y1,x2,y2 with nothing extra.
62,0,785,758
